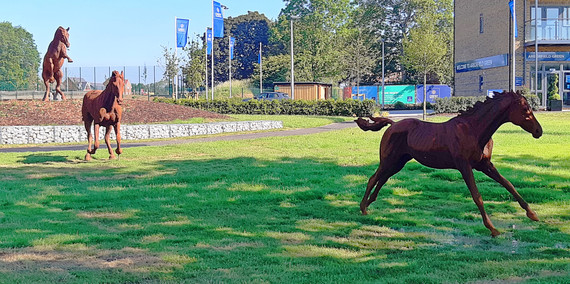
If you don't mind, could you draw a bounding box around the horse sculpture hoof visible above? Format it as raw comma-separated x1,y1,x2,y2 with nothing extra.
84,153,91,161
491,229,501,237
527,211,539,221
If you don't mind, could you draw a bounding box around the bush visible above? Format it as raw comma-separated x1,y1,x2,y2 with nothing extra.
154,98,377,117
433,96,486,114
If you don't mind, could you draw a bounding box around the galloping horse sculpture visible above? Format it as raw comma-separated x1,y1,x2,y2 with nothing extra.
42,26,73,101
356,91,543,236
82,71,124,161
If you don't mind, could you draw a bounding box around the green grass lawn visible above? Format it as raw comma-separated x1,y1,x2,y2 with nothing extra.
0,112,568,283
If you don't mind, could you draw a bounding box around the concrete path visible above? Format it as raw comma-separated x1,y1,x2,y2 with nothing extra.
0,121,358,153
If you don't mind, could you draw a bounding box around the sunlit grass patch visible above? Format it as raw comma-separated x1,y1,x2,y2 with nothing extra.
282,245,372,260
296,219,358,232
76,210,138,220
265,231,312,244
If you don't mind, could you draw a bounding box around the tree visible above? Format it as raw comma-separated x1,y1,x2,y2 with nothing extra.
274,0,355,83
402,0,449,120
182,35,206,98
0,22,40,91
157,45,180,99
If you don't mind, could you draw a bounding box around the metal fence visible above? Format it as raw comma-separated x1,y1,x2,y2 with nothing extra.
0,65,172,99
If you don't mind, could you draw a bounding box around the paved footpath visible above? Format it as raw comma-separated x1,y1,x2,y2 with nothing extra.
0,121,358,153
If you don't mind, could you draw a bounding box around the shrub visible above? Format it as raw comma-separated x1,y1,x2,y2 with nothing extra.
154,98,377,117
433,96,486,114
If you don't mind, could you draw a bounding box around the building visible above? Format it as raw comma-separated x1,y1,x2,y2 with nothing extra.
454,0,570,106
273,82,332,100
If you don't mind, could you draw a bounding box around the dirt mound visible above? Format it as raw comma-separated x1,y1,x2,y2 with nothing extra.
0,99,229,126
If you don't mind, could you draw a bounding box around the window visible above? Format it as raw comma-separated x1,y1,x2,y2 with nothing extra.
479,75,484,92
480,14,484,34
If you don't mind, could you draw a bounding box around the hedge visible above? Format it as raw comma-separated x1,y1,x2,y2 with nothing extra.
433,94,540,114
154,98,377,117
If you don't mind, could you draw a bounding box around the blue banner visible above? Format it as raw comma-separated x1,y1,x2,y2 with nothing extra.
206,29,212,55
230,37,235,60
176,18,189,48
525,52,570,61
455,54,508,73
509,1,518,38
258,46,261,64
213,1,224,38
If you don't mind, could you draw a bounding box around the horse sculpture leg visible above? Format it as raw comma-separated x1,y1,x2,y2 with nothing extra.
54,69,66,101
476,160,539,221
104,126,116,160
361,155,411,215
42,78,51,102
457,162,501,237
114,122,123,159
84,120,93,161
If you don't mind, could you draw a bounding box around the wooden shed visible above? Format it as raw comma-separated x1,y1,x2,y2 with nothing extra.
273,82,332,100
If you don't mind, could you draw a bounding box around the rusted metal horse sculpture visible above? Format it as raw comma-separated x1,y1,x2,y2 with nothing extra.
42,26,73,101
82,71,124,161
355,91,542,236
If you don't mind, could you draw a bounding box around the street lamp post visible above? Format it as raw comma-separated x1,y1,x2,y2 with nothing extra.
290,15,299,100
381,39,385,110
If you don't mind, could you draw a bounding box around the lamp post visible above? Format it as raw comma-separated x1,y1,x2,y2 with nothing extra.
381,39,385,110
290,15,299,100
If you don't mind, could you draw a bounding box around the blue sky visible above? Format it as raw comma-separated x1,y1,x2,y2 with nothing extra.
0,0,285,67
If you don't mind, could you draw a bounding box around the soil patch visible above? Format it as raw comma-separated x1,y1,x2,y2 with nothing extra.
0,99,229,126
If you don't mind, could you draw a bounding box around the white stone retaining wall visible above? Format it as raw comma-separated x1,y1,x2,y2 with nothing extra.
0,121,283,145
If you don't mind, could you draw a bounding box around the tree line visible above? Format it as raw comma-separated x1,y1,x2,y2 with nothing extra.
0,0,453,93
177,0,453,92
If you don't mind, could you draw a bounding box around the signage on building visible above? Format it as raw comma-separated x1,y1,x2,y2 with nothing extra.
525,52,570,61
565,74,570,91
455,54,508,73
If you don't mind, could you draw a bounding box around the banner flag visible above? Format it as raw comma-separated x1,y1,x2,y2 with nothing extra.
207,29,213,55
258,44,262,64
176,18,190,48
230,37,235,60
213,1,224,38
509,0,518,38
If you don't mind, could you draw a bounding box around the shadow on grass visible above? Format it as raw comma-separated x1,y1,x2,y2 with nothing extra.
19,153,70,164
0,154,568,283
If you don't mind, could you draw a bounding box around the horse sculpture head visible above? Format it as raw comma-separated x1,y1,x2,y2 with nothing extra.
503,91,542,138
55,26,71,48
108,70,125,105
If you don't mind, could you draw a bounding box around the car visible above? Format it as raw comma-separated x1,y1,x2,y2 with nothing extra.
243,92,291,102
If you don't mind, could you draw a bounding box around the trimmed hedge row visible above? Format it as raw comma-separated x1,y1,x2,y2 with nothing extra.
433,94,540,114
155,98,377,117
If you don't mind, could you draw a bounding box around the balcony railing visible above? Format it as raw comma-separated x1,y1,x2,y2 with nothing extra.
525,18,570,43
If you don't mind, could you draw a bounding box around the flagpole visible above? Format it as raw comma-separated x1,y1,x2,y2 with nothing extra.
211,1,215,100
229,36,232,98
511,0,516,91
174,16,178,99
205,28,209,101
259,42,263,94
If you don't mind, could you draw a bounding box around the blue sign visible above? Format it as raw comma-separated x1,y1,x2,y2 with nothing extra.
213,1,224,38
565,74,570,91
230,37,235,60
525,52,570,61
416,85,452,104
509,1,518,38
516,76,524,86
206,29,212,55
176,18,189,48
487,89,503,98
455,54,508,73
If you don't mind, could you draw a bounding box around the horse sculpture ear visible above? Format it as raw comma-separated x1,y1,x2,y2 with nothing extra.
67,27,70,31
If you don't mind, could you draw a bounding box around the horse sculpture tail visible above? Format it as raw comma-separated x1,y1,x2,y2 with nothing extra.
355,116,394,132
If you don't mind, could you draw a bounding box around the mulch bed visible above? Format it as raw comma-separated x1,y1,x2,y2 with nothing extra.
0,99,229,126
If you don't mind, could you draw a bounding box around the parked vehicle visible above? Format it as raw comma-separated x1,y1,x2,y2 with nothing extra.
243,92,291,102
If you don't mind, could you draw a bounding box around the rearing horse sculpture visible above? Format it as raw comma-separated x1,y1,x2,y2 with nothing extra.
356,91,542,236
42,26,73,101
82,71,124,161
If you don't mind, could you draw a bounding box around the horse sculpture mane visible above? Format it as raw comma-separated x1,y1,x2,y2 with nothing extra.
355,90,542,237
42,26,73,101
81,71,124,161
